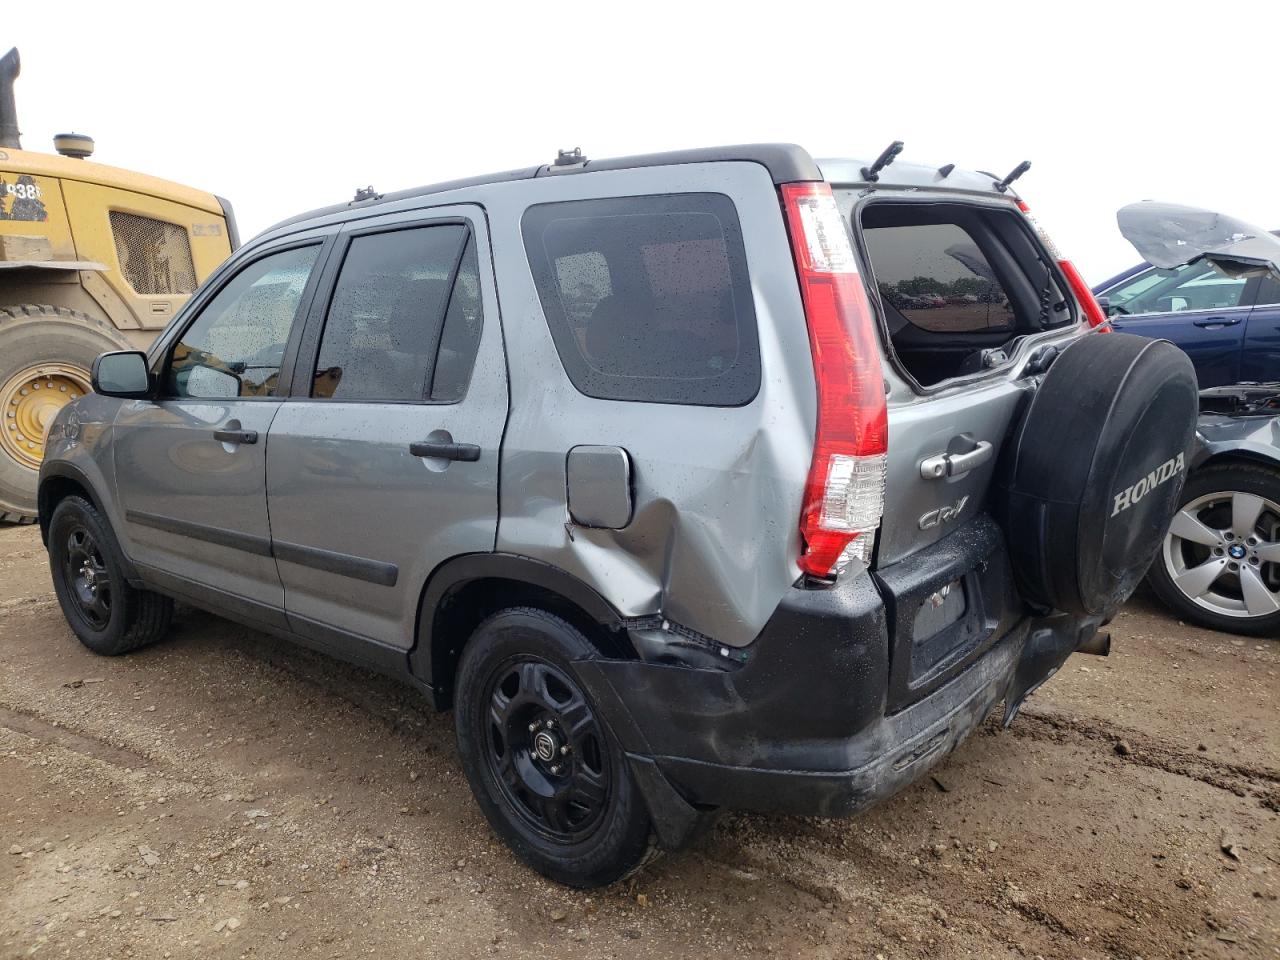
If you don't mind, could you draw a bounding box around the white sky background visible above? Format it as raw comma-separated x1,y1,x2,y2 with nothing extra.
9,0,1279,284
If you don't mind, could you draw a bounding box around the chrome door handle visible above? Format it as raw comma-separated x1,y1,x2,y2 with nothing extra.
920,440,993,479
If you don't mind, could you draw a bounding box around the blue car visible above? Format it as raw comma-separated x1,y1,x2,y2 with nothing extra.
1094,221,1280,388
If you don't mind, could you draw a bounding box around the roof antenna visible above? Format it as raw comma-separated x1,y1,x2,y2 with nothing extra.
993,160,1031,193
861,140,903,182
936,163,955,179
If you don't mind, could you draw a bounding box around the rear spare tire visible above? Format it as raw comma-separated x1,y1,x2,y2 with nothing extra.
1001,333,1198,617
0,305,131,523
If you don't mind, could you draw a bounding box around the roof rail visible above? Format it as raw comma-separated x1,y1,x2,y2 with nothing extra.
260,144,821,239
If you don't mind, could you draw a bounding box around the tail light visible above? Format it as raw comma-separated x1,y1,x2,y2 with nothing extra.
781,182,888,579
1016,200,1109,329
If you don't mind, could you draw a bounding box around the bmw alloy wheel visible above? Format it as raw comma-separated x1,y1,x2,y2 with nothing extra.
1163,490,1280,620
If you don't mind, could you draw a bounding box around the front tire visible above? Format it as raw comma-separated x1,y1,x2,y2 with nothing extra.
1147,462,1280,636
47,496,174,655
454,608,654,888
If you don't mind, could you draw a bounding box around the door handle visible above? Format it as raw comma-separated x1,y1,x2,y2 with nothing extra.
1192,316,1242,328
920,440,993,480
213,424,258,445
409,440,481,462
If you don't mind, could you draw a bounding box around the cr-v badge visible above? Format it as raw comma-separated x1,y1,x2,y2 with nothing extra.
919,494,969,530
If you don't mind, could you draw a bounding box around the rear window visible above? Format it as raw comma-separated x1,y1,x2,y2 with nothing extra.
522,193,760,406
863,223,1015,333
851,199,1073,388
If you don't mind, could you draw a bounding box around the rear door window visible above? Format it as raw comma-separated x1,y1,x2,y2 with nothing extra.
522,193,760,406
311,224,477,401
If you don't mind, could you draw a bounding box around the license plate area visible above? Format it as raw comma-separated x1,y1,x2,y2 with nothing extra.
874,512,1020,713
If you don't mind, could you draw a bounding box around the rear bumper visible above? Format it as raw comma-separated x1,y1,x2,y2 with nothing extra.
575,516,1101,831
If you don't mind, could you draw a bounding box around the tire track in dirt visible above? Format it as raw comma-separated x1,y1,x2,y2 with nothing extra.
0,703,153,770
1016,707,1280,810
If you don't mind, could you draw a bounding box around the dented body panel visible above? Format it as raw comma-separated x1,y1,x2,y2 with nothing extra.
485,162,819,648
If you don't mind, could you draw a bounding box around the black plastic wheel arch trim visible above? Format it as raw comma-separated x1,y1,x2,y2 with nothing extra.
37,462,115,550
410,552,627,699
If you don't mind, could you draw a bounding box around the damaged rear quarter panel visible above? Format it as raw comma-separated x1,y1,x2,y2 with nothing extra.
485,163,818,648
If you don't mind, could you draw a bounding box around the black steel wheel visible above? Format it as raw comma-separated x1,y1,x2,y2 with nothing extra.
484,657,612,844
47,496,173,655
60,522,113,632
454,608,654,888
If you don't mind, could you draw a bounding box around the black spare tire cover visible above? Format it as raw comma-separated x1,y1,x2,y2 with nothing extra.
1002,333,1197,616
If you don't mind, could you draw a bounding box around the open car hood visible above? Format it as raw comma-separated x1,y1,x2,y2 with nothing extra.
1117,201,1280,282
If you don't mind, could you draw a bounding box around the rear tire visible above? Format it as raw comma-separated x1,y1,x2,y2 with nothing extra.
454,608,654,888
0,305,132,523
47,496,174,655
1147,462,1280,636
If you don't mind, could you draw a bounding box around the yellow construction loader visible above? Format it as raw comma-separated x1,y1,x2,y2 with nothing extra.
0,46,236,522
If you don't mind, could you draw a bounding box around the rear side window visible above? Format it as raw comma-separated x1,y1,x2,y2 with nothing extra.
863,222,1015,333
522,193,760,406
312,224,480,402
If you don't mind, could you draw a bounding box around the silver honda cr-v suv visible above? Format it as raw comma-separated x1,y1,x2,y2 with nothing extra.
38,144,1198,887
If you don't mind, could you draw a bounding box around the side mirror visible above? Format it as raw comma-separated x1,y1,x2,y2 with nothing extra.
1094,295,1111,311
91,351,151,399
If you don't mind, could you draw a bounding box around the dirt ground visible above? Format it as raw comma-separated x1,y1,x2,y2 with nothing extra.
0,522,1276,960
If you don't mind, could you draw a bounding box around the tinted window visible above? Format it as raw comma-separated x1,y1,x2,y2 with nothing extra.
166,244,320,398
312,225,472,401
1105,262,1249,316
862,222,1015,333
522,194,760,406
431,234,483,402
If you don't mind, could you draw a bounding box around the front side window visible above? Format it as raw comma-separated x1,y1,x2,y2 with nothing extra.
311,224,477,402
165,244,320,398
522,193,760,406
1104,262,1250,316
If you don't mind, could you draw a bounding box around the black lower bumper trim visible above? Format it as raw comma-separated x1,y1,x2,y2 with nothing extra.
578,567,1094,822
651,629,1022,817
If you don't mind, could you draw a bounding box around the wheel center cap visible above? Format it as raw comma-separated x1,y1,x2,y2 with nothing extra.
1229,543,1247,559
532,729,559,763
